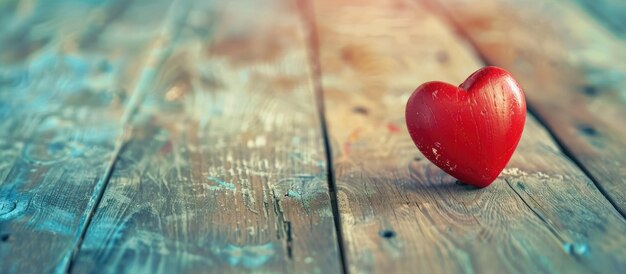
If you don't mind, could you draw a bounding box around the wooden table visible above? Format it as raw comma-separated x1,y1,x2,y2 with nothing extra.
1,0,625,273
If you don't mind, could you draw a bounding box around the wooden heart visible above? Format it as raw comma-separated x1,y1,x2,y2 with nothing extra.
405,67,526,187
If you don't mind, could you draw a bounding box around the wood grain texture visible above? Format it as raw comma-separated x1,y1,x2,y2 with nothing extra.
72,0,342,273
310,0,626,273
0,0,172,273
434,0,626,216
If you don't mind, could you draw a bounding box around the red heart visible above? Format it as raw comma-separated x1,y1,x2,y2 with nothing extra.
405,66,526,187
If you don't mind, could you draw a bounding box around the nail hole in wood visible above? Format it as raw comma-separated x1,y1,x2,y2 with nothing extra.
436,51,449,63
379,230,396,239
577,124,597,136
1,234,11,242
352,106,369,115
563,242,589,256
581,85,598,96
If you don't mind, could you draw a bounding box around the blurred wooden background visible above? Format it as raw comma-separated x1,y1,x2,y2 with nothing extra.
0,0,624,273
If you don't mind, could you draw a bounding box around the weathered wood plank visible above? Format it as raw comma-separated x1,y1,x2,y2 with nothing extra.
434,0,626,216
72,0,342,273
0,0,172,273
311,0,626,273
573,0,626,38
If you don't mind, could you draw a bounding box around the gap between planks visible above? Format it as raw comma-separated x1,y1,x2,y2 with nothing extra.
61,1,189,273
527,105,625,219
60,0,346,272
423,0,626,220
296,0,349,273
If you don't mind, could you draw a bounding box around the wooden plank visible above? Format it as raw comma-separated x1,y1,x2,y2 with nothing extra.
573,0,626,38
310,0,626,273
434,0,626,216
0,0,172,273
71,0,343,273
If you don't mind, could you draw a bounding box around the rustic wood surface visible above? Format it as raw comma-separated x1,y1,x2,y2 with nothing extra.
573,0,626,38
71,0,342,273
0,0,173,273
435,0,626,216
0,0,625,273
311,0,626,273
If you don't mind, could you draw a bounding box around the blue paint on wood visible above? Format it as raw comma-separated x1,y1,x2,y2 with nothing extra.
217,243,276,269
563,242,590,257
286,190,302,199
207,176,236,191
0,195,28,221
28,207,75,236
574,0,626,37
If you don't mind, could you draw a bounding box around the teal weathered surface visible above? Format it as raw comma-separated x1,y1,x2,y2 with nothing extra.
71,0,342,273
0,0,173,273
2,0,626,273
573,0,626,38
